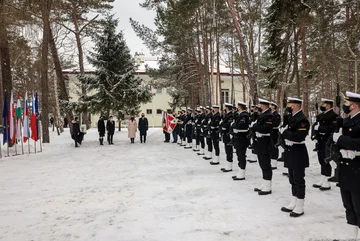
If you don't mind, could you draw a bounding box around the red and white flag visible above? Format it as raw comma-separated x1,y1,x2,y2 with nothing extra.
162,112,177,133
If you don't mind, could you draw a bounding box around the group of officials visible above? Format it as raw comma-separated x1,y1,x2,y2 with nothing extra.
171,91,360,239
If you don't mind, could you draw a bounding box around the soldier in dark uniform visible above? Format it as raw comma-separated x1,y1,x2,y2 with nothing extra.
331,91,360,238
231,101,250,180
209,105,222,165
270,102,281,170
280,97,310,218
253,98,274,195
178,110,186,146
184,108,193,149
220,103,234,172
193,108,201,152
106,116,115,145
203,106,213,160
247,105,260,163
97,116,105,145
312,98,338,191
195,106,206,155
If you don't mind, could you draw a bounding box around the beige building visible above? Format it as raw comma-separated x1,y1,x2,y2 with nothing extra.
63,55,249,128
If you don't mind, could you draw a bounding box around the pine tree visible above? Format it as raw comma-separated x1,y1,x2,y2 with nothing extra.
79,15,152,119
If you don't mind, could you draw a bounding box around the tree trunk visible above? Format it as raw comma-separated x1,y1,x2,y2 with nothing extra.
0,0,12,125
300,19,309,117
71,3,90,129
216,23,222,107
225,0,258,104
40,0,52,143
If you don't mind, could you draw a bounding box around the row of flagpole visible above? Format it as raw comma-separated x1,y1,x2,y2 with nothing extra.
1,91,42,158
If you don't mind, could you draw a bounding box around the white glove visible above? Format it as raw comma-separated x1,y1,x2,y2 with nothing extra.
255,132,261,138
229,134,233,139
329,160,337,169
340,149,347,159
285,139,294,146
332,128,343,143
279,125,287,134
314,123,320,131
340,149,356,160
250,120,257,128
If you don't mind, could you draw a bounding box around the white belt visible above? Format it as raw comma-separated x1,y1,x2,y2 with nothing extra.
203,125,208,127
285,139,305,146
256,132,270,137
222,128,227,130
319,133,326,135
273,127,279,130
233,129,248,133
211,126,218,129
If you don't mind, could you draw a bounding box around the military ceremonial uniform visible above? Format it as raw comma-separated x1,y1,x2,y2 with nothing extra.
178,111,186,146
220,103,234,172
332,91,360,238
253,99,273,195
232,101,250,180
203,107,213,160
184,109,193,149
247,106,259,163
270,104,281,169
196,107,206,155
209,105,222,165
313,99,338,191
280,97,310,218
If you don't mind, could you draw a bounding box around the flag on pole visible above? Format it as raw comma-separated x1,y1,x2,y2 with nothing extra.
2,91,10,145
149,84,153,93
10,92,15,144
35,92,39,139
31,93,38,141
23,92,30,143
15,92,22,141
162,112,177,134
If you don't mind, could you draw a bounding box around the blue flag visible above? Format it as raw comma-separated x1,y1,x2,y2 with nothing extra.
2,92,10,145
35,92,39,138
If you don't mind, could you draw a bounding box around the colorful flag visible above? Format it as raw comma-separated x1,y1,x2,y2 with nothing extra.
149,84,153,93
15,92,22,141
162,112,177,134
2,91,10,145
9,92,15,144
31,93,38,141
35,92,39,139
23,92,30,143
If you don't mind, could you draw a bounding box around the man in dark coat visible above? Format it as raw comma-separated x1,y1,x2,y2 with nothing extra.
184,108,194,149
203,106,213,160
209,105,222,165
331,91,360,238
138,113,149,143
280,97,310,218
106,116,115,145
98,116,105,145
253,98,274,195
270,102,281,170
220,103,234,172
312,98,338,191
72,117,81,148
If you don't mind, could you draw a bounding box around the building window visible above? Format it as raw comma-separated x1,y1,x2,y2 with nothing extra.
156,109,162,114
156,88,162,94
221,89,229,104
146,109,152,115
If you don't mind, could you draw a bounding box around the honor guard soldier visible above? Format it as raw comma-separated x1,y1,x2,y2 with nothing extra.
179,110,186,146
220,103,234,172
231,101,250,180
331,91,360,239
280,97,310,217
312,98,338,191
203,106,213,160
247,105,260,163
270,102,281,170
253,98,274,195
209,105,222,165
184,108,193,149
193,108,201,152
196,106,206,155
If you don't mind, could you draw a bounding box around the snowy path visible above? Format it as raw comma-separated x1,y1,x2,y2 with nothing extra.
0,128,351,241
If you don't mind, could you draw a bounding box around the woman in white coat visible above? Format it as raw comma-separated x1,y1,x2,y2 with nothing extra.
128,115,137,143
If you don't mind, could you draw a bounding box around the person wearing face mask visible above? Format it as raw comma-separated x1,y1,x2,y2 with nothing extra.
270,102,281,170
106,116,115,145
138,113,148,143
128,114,137,144
312,98,338,191
209,105,222,165
252,98,274,195
280,97,310,218
331,91,360,239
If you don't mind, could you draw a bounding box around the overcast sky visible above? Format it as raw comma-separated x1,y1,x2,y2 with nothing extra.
112,0,156,56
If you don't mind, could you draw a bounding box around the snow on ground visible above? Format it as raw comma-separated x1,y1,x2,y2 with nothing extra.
0,128,352,241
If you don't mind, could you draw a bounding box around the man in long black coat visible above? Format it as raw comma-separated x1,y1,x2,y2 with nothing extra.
72,117,81,148
138,113,149,143
98,116,105,145
106,116,115,145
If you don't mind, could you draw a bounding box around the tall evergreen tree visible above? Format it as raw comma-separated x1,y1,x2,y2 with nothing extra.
79,15,152,119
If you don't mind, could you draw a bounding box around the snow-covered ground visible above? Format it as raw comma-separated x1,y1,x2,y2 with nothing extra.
0,128,352,241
